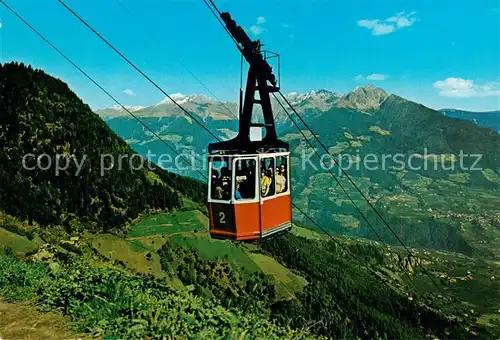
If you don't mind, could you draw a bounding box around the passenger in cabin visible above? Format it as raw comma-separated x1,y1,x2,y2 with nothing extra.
276,164,286,193
243,160,257,199
235,180,243,200
220,167,231,199
211,169,224,199
260,169,268,196
261,168,273,197
212,169,219,182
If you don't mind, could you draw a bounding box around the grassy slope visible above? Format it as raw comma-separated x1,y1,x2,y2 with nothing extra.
0,228,39,254
83,209,309,300
1,209,499,337
0,250,314,339
127,210,307,297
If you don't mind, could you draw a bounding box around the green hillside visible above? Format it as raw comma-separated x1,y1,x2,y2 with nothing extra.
288,94,500,258
0,62,205,234
103,115,237,180
2,209,499,339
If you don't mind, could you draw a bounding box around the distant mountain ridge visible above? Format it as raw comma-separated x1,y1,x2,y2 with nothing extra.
95,86,387,120
95,88,500,128
440,108,500,133
96,84,500,259
337,85,389,113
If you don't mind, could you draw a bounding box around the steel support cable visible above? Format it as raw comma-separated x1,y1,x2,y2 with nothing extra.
275,91,461,307
56,0,221,143
199,0,424,261
199,0,427,299
278,90,409,252
201,0,240,49
114,0,236,119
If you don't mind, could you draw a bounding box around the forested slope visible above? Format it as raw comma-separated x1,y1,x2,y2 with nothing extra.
0,62,205,233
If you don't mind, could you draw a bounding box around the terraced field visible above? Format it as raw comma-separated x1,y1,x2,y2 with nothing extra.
247,252,308,298
93,210,311,298
169,234,262,275
0,228,39,254
128,210,208,237
90,234,164,276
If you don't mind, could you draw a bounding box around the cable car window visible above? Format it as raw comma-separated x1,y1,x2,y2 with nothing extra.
234,159,256,200
275,155,288,194
260,157,275,197
210,157,232,200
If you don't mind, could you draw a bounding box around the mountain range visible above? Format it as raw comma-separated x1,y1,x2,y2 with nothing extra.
97,87,499,133
96,85,500,259
440,108,500,132
96,86,391,121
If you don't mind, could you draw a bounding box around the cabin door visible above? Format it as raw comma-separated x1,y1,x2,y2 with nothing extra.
232,156,260,239
259,153,292,238
259,155,276,236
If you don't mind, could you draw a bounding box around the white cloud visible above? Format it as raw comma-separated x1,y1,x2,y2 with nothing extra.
357,20,395,36
366,73,388,81
0,22,2,29
123,89,135,96
433,77,500,98
387,11,417,28
357,11,417,36
250,25,265,36
372,23,396,36
249,16,267,36
357,19,378,29
354,74,388,81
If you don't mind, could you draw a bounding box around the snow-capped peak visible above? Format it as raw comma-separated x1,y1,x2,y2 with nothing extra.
110,104,145,112
156,93,216,106
284,89,341,106
171,92,187,100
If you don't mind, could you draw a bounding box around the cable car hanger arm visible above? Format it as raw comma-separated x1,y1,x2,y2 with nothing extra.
208,11,288,154
220,12,277,87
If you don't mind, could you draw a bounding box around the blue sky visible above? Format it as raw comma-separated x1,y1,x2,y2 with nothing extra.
1,0,499,111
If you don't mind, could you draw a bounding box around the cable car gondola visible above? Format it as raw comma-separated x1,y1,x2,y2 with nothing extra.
207,12,292,240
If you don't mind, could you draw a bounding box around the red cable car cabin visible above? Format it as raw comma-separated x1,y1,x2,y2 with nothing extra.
207,12,292,240
208,152,292,240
